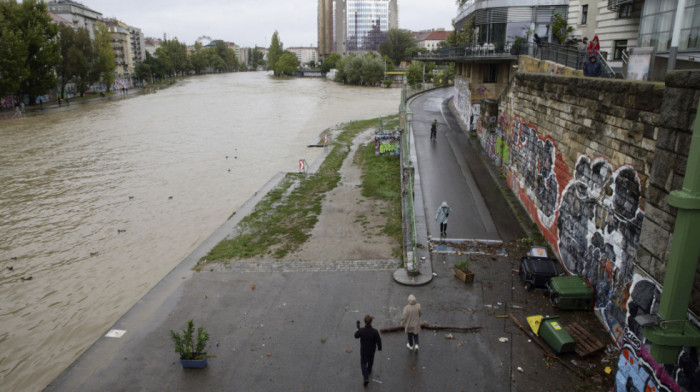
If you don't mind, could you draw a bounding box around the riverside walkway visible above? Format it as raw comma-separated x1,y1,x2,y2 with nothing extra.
45,88,614,392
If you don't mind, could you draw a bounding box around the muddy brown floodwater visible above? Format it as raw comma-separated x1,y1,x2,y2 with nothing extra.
0,72,400,391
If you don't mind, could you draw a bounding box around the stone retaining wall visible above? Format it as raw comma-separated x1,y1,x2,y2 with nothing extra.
453,69,700,391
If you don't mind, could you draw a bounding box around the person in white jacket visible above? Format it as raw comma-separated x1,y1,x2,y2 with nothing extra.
435,201,452,237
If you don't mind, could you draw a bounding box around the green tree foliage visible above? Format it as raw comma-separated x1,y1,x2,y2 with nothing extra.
189,42,208,74
268,31,284,74
0,1,29,96
320,52,342,73
334,53,384,86
406,61,424,86
57,26,94,97
274,51,299,76
93,23,115,92
0,0,60,102
380,28,417,66
213,40,238,71
552,13,573,44
447,16,476,46
249,46,266,70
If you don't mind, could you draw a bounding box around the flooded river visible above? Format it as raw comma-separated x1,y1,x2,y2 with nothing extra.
0,72,400,391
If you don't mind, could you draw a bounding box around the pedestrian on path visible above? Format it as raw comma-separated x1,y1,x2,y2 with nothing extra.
430,119,437,140
435,201,452,237
354,314,382,387
401,294,422,351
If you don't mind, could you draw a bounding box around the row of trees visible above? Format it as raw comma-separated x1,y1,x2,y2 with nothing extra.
56,24,115,99
133,38,243,84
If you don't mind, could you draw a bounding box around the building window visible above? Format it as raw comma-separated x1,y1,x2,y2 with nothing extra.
619,4,633,18
483,64,498,83
582,5,588,25
613,40,628,60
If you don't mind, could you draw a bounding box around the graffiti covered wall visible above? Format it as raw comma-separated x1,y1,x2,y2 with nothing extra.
457,71,700,391
374,132,400,156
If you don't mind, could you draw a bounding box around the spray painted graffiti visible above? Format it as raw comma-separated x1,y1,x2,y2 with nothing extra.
470,103,480,131
453,79,471,127
615,329,681,392
374,132,400,156
557,156,644,343
508,116,561,229
622,276,700,391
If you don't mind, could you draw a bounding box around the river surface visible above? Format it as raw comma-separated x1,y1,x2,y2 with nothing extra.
0,72,400,391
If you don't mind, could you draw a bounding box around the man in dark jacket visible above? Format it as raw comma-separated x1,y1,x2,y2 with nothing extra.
583,54,602,77
354,314,382,386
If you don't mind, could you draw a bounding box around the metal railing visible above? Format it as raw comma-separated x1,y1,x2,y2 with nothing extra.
416,41,618,78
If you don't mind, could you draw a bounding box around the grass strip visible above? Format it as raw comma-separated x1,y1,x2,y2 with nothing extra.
197,116,398,268
353,117,402,257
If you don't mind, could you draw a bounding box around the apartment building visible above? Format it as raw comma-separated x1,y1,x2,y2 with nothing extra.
129,26,146,64
103,18,134,76
415,29,451,51
46,0,102,39
288,47,320,65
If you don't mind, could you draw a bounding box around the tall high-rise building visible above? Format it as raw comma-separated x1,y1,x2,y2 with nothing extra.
318,0,334,60
319,0,398,58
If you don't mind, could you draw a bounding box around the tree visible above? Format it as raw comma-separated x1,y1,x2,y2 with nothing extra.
1,0,61,103
93,23,115,92
380,29,417,66
361,54,384,85
0,1,29,97
274,52,299,76
447,16,476,46
320,52,342,73
552,13,574,44
68,27,94,96
406,61,424,86
190,42,209,74
268,31,283,74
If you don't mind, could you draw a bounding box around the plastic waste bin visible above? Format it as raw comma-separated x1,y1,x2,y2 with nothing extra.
519,256,559,290
546,275,595,310
538,316,576,354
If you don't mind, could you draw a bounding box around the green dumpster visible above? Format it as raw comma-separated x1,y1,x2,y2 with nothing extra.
547,275,595,310
538,316,576,354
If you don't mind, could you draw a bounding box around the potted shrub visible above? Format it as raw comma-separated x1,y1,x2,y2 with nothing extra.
170,319,210,368
454,259,475,283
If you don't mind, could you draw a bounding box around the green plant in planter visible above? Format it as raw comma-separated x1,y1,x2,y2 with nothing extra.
170,319,209,360
454,259,471,272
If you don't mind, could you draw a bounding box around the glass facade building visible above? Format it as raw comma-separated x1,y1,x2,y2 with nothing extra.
346,0,389,52
332,0,397,55
455,0,569,49
639,0,700,51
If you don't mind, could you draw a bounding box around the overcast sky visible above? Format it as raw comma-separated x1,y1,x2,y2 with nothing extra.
81,0,458,47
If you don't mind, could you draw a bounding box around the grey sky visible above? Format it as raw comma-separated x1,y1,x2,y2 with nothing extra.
83,0,458,47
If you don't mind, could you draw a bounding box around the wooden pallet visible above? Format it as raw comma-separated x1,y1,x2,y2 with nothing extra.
564,322,605,357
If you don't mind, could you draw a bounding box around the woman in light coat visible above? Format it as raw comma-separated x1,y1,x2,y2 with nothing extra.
435,201,452,236
401,294,422,351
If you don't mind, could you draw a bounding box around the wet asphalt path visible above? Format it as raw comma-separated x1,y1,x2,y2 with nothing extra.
411,88,524,243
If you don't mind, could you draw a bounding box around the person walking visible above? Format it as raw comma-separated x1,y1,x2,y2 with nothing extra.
435,201,452,237
577,37,589,69
401,294,422,351
430,119,437,140
583,54,602,77
354,315,382,387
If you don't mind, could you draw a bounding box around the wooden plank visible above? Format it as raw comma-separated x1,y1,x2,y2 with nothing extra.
564,322,605,357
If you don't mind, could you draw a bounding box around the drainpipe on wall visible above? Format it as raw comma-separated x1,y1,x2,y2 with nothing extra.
643,98,700,363
668,0,688,71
